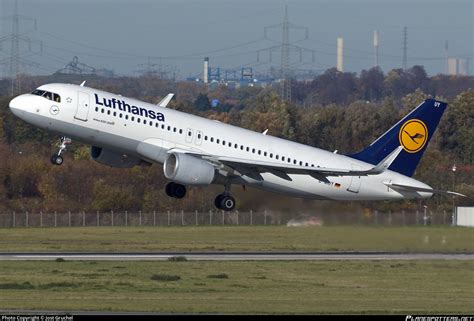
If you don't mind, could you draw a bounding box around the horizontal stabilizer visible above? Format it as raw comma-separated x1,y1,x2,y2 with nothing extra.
157,93,174,108
384,182,466,197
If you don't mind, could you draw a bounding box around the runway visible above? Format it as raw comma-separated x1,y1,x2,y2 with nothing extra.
0,252,473,261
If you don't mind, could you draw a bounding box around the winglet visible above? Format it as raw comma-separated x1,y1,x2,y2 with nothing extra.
158,93,174,108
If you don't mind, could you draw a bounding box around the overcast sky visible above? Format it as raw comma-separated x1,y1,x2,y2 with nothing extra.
0,0,472,79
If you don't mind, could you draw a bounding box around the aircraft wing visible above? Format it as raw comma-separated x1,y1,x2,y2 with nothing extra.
384,182,466,197
167,146,402,183
157,94,174,108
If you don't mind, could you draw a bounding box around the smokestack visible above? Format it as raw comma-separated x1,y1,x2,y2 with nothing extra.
373,30,379,68
203,57,209,83
337,37,343,72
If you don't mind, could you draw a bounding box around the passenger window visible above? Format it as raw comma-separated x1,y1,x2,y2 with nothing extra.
216,139,220,144
205,136,208,141
234,144,238,149
276,155,279,160
228,142,232,147
107,110,111,115
179,129,183,134
264,152,267,156
131,116,135,121
270,153,273,158
168,126,171,131
282,156,285,161
143,120,147,124
246,147,249,152
119,113,123,118
113,112,117,117
137,118,141,123
95,107,98,112
125,115,129,120
173,127,177,132
210,137,214,142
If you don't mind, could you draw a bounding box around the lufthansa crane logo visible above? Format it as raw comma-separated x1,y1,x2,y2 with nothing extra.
399,119,428,153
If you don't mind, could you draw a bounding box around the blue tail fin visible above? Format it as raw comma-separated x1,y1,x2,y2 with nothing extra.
349,99,447,177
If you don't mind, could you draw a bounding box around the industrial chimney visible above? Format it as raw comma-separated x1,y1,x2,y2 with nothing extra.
203,57,209,83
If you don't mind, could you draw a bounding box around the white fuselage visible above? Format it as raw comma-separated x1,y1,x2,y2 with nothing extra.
8,83,433,201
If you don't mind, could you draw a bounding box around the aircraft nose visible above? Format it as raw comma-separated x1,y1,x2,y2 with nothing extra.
9,95,24,110
9,95,28,116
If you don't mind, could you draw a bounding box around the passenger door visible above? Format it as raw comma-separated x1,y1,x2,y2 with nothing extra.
75,92,90,121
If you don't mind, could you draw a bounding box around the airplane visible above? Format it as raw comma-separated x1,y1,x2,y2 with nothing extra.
8,82,465,211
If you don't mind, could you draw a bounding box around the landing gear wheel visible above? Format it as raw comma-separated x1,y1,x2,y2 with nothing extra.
215,194,235,211
173,184,186,199
51,155,63,166
165,182,187,199
165,182,175,197
220,195,236,211
214,194,225,209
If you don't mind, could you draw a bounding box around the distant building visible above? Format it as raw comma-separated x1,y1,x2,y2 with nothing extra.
447,57,469,76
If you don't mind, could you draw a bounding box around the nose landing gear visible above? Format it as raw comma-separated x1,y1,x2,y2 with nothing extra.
51,136,71,166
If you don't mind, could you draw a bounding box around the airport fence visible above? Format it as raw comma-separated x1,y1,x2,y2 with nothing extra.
0,209,456,228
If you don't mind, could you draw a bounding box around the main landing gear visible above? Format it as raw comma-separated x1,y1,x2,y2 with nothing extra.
51,136,72,166
165,182,187,199
164,181,237,212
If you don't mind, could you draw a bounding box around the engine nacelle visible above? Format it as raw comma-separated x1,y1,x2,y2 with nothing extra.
91,146,143,168
164,152,215,185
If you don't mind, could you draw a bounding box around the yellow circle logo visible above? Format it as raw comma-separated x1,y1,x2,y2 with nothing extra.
399,119,428,153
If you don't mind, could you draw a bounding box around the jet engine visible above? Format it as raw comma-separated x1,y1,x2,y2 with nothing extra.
164,152,215,185
90,146,143,168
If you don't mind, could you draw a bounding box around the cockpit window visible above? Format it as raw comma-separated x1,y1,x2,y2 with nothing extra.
31,89,61,103
32,89,46,96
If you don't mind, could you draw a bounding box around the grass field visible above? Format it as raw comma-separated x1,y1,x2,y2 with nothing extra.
0,260,472,314
0,226,473,253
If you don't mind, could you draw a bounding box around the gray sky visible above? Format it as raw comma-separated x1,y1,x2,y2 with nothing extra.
0,0,472,79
